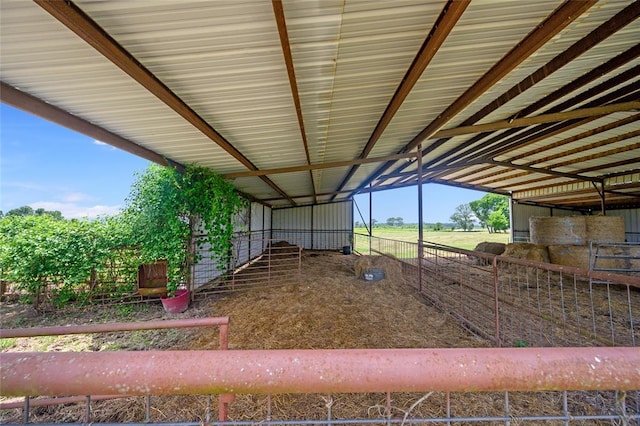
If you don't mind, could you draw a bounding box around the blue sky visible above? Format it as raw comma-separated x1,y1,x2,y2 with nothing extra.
1,104,488,222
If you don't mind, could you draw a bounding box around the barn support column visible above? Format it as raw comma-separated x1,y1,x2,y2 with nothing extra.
592,181,606,215
369,185,373,255
417,144,424,292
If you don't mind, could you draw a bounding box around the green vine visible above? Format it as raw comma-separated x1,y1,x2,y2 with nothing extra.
123,164,246,296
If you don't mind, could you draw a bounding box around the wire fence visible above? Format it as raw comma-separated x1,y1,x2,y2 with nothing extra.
3,234,640,424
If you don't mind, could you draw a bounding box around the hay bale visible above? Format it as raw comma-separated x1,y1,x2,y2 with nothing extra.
473,242,506,255
353,255,404,282
530,216,587,245
585,216,625,243
503,243,550,263
548,245,590,269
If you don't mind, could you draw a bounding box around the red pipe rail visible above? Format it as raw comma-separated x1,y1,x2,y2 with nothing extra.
0,317,232,420
0,317,229,339
2,347,638,396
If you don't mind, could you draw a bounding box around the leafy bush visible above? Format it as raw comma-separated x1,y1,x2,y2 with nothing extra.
0,215,129,308
122,164,246,295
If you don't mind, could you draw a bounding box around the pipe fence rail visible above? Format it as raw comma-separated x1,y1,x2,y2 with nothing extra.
2,348,639,425
3,235,640,424
0,318,231,423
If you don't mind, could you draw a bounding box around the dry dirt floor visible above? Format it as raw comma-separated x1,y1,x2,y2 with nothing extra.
0,251,627,424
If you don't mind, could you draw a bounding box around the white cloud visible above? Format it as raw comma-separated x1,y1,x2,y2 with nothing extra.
30,201,122,219
93,139,115,150
61,192,93,203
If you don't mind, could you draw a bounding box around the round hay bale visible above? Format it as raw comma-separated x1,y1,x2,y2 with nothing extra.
585,216,625,243
503,243,550,263
473,242,506,255
548,245,590,269
530,216,586,245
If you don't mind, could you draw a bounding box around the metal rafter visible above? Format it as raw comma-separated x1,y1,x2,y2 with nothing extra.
423,80,640,185
494,157,640,193
386,45,640,183
446,127,640,186
330,0,470,198
429,65,640,172
0,83,174,168
348,0,596,198
35,0,296,206
223,152,418,179
272,0,316,204
415,5,640,174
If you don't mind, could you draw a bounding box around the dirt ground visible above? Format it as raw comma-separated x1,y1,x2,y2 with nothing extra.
0,251,629,423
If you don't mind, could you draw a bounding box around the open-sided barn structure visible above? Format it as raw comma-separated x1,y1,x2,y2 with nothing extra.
2,0,640,423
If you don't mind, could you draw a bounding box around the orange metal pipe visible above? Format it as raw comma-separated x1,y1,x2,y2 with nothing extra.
2,347,638,397
0,317,229,339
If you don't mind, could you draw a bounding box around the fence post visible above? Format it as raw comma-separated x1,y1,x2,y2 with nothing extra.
493,256,501,347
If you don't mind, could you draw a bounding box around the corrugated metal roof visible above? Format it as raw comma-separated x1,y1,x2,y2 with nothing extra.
1,0,638,211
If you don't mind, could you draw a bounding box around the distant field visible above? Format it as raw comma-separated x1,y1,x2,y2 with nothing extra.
353,227,509,251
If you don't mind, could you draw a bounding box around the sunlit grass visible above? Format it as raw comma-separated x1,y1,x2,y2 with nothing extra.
354,227,510,251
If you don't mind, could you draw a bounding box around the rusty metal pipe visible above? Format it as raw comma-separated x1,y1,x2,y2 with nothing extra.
0,317,229,339
2,347,638,397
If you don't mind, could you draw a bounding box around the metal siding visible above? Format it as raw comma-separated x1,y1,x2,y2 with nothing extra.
313,201,353,250
272,206,312,249
608,209,640,243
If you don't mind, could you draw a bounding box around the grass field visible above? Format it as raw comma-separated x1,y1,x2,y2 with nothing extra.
353,227,510,251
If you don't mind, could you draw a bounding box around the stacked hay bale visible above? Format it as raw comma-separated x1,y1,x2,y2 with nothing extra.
503,216,627,270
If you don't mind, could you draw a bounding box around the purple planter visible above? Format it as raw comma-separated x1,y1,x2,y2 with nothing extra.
161,289,189,313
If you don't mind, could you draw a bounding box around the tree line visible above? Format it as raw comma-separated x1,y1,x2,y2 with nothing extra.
354,193,509,233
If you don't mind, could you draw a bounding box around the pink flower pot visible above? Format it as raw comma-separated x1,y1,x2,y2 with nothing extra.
161,289,189,313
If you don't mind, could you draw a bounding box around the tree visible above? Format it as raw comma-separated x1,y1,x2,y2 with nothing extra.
122,164,246,295
5,205,63,220
354,221,362,228
6,206,34,217
487,210,509,232
450,204,475,231
386,217,396,226
395,217,404,226
469,194,509,233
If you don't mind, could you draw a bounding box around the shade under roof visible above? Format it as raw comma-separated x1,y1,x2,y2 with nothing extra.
1,0,638,211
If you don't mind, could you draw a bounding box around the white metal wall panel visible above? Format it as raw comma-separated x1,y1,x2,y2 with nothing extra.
271,202,353,249
607,209,640,243
272,205,312,248
250,202,267,259
313,201,353,250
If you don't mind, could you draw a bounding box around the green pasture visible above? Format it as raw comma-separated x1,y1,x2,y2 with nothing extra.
353,227,509,252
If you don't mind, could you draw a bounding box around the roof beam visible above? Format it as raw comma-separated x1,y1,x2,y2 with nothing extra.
330,0,470,197
223,152,418,179
272,0,316,203
35,0,296,206
388,45,640,182
426,113,640,184
0,82,176,169
429,64,640,171
433,101,640,139
424,78,640,183
349,0,596,197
